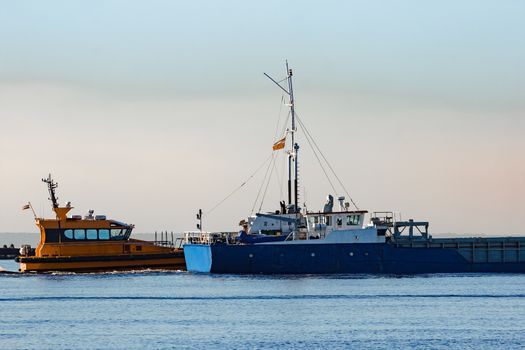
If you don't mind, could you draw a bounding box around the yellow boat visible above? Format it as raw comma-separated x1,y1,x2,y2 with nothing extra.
17,175,185,273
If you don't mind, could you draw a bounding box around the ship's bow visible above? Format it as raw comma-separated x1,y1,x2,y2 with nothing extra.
183,244,213,273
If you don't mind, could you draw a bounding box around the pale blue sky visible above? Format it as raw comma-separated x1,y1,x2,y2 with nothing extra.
0,1,524,234
1,1,523,102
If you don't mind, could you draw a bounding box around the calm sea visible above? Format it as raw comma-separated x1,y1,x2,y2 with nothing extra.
1,260,524,350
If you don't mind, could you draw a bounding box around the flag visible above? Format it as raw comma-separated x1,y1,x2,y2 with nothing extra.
272,136,286,151
22,203,31,210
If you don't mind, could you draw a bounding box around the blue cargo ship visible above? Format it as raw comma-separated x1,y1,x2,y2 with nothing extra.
184,212,525,274
183,63,525,274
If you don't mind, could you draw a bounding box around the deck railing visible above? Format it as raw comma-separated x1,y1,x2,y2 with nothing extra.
183,231,238,245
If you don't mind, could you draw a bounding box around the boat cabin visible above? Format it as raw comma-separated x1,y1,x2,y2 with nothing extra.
38,218,133,243
247,213,302,236
305,210,367,236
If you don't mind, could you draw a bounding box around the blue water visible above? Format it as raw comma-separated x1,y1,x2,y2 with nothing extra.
1,260,524,350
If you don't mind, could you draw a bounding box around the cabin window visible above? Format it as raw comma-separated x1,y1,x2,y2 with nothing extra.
325,216,331,226
86,229,98,240
74,229,85,240
110,229,124,240
346,215,360,226
43,229,61,242
99,229,110,240
64,229,73,239
336,217,342,227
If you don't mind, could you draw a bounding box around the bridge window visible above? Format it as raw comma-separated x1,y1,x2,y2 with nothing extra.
346,215,360,226
99,229,110,240
325,216,331,226
64,229,73,239
43,229,61,242
86,229,98,240
308,216,318,227
110,229,124,240
74,229,85,240
336,217,342,226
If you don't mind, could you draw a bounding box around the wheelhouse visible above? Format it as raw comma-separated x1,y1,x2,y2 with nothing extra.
41,221,133,243
306,210,368,235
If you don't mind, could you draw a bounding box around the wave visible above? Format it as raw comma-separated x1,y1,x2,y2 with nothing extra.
48,269,185,276
0,268,185,276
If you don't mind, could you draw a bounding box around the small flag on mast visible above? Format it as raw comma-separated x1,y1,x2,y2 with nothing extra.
22,203,31,210
272,136,286,151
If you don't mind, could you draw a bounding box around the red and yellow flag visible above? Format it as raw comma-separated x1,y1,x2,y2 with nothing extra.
272,136,286,151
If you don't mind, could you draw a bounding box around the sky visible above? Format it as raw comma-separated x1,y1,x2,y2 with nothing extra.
0,0,524,236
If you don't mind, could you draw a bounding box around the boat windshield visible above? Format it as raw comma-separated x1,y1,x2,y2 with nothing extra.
109,221,133,240
109,227,132,240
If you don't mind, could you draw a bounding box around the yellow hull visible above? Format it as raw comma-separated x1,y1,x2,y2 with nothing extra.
18,253,185,273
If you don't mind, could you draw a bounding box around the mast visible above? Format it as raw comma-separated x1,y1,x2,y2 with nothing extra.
287,63,294,207
264,61,300,213
42,174,59,209
286,62,299,212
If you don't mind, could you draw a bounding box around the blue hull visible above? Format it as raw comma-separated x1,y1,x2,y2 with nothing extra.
183,243,525,274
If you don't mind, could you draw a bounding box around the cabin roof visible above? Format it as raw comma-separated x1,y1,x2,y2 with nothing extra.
36,218,132,229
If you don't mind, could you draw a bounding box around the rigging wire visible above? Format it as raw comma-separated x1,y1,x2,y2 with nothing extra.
296,118,339,198
274,110,291,199
258,151,279,212
252,94,290,214
274,148,285,200
251,153,276,215
205,153,273,218
279,151,287,199
273,95,285,141
253,96,293,214
296,113,360,210
277,77,288,85
281,111,291,138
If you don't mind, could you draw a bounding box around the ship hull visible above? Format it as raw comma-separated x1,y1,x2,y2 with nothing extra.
17,251,186,273
184,242,525,274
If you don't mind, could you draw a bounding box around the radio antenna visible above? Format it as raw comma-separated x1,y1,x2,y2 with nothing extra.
42,174,59,209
